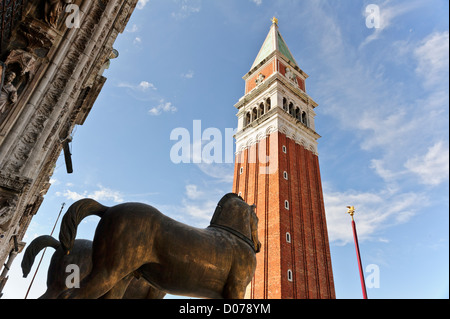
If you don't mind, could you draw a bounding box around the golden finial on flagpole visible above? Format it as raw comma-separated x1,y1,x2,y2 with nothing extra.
346,205,355,220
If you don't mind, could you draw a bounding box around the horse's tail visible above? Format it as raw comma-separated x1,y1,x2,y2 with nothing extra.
21,235,60,278
59,198,108,255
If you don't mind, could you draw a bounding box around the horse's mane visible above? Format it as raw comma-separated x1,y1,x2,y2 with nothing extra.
210,193,242,224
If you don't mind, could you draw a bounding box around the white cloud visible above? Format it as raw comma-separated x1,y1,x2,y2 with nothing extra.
178,183,228,226
185,184,204,199
118,82,177,116
125,24,138,33
352,31,448,186
171,0,201,19
137,0,149,10
56,185,124,204
251,0,262,5
181,199,216,222
324,187,427,245
89,187,124,203
181,70,194,79
299,1,344,57
296,3,447,248
118,80,156,92
148,100,177,116
405,141,449,186
370,159,400,183
414,31,449,88
138,81,157,91
196,163,234,183
56,189,86,201
133,37,142,45
310,13,448,189
357,107,415,151
360,0,425,48
149,185,225,228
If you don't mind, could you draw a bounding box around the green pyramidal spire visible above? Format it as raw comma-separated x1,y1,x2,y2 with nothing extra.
251,17,299,70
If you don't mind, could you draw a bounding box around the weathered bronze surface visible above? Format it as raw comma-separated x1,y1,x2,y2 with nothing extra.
21,235,165,299
57,193,260,299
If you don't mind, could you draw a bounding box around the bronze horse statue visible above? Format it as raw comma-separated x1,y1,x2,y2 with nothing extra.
57,193,261,299
21,235,165,299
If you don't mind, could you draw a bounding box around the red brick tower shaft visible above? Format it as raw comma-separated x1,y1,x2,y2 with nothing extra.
232,18,335,299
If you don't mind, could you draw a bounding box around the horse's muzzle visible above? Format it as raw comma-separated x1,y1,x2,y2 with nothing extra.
255,241,261,253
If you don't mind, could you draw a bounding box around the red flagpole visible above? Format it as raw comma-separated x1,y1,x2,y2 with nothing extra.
347,206,368,299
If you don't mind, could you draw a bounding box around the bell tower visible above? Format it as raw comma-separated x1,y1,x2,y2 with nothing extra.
232,18,335,299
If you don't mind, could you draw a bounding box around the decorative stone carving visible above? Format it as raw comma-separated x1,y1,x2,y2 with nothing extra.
255,73,265,85
18,17,57,57
285,67,297,83
0,71,18,115
0,49,38,125
45,0,73,28
0,173,32,193
5,49,37,78
0,194,19,232
2,2,106,174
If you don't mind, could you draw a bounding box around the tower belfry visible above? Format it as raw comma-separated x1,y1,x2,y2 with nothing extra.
232,18,335,299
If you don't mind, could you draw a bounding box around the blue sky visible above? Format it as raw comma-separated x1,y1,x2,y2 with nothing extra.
3,0,448,299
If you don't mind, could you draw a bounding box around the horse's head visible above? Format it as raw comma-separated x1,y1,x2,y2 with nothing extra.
210,193,261,253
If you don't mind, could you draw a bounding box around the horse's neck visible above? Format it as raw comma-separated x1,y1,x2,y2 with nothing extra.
209,216,255,252
210,214,250,239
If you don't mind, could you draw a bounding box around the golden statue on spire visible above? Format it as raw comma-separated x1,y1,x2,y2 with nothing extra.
272,17,278,25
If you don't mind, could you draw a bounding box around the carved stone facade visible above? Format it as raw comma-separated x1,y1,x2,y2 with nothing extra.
0,0,139,295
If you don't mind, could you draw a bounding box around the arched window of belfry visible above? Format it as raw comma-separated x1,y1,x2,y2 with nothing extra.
302,111,307,126
245,112,251,126
266,97,271,111
259,102,264,117
252,107,258,121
